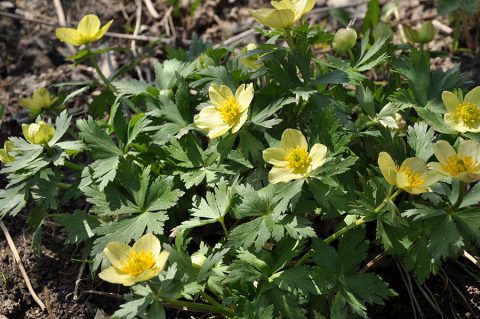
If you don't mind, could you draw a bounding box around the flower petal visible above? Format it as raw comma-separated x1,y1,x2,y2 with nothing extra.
78,14,101,37
458,140,480,158
251,8,296,29
154,251,170,272
19,98,38,110
209,83,233,108
104,242,132,269
442,91,461,114
309,143,327,170
263,147,288,166
464,86,480,105
428,162,445,175
132,234,160,258
268,166,302,184
444,113,466,132
93,20,113,41
378,152,396,185
235,83,254,112
401,157,427,173
194,106,230,138
433,140,456,163
98,266,135,286
231,109,248,133
280,129,308,149
55,28,84,46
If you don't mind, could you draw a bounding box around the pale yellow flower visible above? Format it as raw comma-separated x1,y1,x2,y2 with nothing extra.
56,14,113,46
99,234,169,287
194,83,253,138
263,129,327,184
429,140,480,183
19,88,59,115
0,140,14,164
22,121,55,145
442,86,480,133
378,152,439,194
251,0,315,29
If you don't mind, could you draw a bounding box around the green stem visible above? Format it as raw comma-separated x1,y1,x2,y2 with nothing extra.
56,182,72,190
64,160,82,171
219,217,229,238
200,291,223,309
448,181,465,212
295,189,403,266
147,282,233,317
283,28,294,50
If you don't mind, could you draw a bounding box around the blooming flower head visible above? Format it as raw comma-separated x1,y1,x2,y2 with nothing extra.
0,140,14,164
442,86,480,133
429,140,480,183
194,83,254,138
56,14,113,46
251,0,315,29
19,88,60,116
263,129,327,183
378,152,439,194
99,234,169,287
22,121,55,145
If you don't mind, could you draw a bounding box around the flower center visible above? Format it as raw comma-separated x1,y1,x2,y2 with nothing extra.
285,147,312,170
397,166,424,187
441,155,480,176
122,250,156,276
218,97,241,126
457,102,480,124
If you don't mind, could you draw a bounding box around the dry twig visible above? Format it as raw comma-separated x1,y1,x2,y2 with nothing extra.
143,0,160,19
0,221,46,310
462,250,480,269
44,286,56,319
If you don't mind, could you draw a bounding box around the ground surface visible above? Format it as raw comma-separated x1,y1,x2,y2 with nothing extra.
0,0,479,318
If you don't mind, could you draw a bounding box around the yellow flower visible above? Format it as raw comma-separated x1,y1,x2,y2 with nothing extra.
263,129,327,183
251,0,315,29
194,83,254,138
0,140,14,164
55,14,113,46
99,234,169,287
22,121,55,145
378,152,439,194
442,86,480,133
429,140,480,183
19,88,59,115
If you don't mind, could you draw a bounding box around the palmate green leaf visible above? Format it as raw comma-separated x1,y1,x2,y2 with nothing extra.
48,110,71,146
112,296,151,319
0,183,28,218
92,211,169,257
427,214,464,260
53,211,99,244
177,178,236,230
154,59,195,89
407,122,435,161
250,97,296,128
77,117,123,191
271,266,322,296
453,208,480,242
113,79,151,96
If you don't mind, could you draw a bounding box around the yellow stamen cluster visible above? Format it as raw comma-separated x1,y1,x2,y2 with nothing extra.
441,155,480,176
285,147,312,170
122,251,156,276
396,166,424,187
218,97,241,126
457,102,480,124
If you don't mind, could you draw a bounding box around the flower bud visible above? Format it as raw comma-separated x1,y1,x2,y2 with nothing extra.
196,53,215,69
159,89,174,100
191,252,207,269
404,21,436,44
0,140,14,164
395,113,406,130
242,43,263,70
22,121,55,145
332,28,357,53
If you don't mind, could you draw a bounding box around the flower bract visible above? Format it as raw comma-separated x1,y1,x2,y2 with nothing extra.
263,128,327,183
99,234,169,287
429,140,480,183
56,14,113,46
194,83,253,138
378,152,439,194
0,140,14,164
251,0,315,29
442,86,480,133
22,121,55,145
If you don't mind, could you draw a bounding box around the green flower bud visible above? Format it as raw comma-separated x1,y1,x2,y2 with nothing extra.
242,43,263,70
196,53,215,69
404,21,436,44
332,28,357,53
22,121,55,145
191,252,207,269
159,89,174,100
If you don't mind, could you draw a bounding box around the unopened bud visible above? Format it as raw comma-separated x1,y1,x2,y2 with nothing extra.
404,21,436,44
332,28,357,53
191,252,207,269
395,113,406,130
